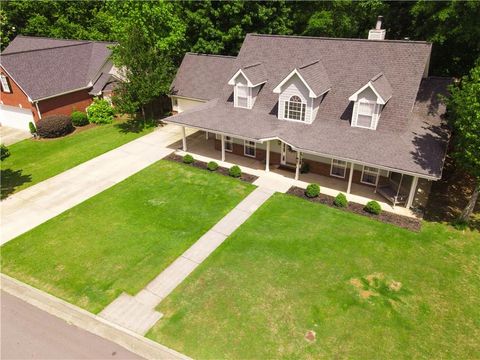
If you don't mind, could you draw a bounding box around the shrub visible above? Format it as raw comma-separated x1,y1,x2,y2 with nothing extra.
334,193,348,207
229,165,242,178
1,144,10,161
183,154,194,164
305,183,320,198
300,162,310,174
364,201,382,215
71,111,89,126
36,115,74,138
87,98,114,124
207,161,219,171
28,121,36,135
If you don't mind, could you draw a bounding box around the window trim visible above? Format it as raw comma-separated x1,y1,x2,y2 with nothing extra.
330,159,347,179
235,84,250,109
1,75,11,93
360,165,380,186
284,95,306,122
244,140,256,158
225,136,233,152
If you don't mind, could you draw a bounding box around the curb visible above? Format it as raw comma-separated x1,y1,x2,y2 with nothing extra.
0,274,191,360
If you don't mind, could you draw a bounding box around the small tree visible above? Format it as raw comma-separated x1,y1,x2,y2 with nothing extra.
447,61,480,222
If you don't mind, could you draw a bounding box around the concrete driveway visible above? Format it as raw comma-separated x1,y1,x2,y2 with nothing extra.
0,126,31,145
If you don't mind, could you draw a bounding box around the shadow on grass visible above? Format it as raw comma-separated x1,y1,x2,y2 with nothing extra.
114,118,158,134
1,169,32,199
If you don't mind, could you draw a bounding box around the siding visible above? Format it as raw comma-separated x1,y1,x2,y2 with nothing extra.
172,96,205,113
278,74,313,123
351,86,382,129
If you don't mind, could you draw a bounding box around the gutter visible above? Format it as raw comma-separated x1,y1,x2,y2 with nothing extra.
33,86,92,102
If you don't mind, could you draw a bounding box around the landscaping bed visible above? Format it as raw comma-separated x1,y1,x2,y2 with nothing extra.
165,153,258,183
287,185,422,231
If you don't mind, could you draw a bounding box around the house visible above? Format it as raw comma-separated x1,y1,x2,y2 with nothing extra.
0,35,120,131
166,18,451,211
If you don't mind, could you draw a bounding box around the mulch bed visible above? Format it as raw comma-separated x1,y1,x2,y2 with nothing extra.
165,153,258,184
287,186,422,232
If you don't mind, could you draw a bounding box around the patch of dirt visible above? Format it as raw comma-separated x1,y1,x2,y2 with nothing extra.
165,153,258,184
350,273,405,304
286,186,422,232
305,330,316,342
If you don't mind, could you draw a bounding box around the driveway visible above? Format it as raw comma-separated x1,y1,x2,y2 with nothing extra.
0,126,31,146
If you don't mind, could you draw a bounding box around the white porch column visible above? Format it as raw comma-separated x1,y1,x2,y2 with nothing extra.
295,151,301,180
182,126,187,151
347,162,354,194
406,176,419,209
265,141,270,172
205,131,209,140
221,134,226,162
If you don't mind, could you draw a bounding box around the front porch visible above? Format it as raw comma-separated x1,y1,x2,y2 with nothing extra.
170,128,427,218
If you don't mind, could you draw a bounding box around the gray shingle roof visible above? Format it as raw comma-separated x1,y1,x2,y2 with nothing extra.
166,34,450,179
170,53,236,101
370,73,393,102
241,62,268,85
297,60,331,96
0,36,115,100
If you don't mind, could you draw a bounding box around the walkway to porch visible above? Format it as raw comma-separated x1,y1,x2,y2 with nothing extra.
169,131,416,217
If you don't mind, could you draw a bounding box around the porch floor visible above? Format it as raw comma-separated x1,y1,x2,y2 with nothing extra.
169,130,417,218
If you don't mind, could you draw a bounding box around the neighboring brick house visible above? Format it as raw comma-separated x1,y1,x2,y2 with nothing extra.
0,35,120,130
166,18,451,210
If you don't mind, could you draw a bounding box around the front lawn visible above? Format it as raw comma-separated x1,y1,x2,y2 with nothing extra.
1,160,254,313
148,193,480,359
0,119,155,198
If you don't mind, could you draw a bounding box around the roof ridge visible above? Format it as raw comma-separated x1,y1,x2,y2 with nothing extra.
243,62,263,69
14,35,116,45
1,42,92,56
299,59,320,69
370,72,384,81
247,33,431,45
186,52,236,59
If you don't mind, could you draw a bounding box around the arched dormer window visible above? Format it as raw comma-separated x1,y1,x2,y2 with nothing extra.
284,95,306,121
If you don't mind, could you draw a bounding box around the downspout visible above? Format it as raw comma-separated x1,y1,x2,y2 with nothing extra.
34,101,42,120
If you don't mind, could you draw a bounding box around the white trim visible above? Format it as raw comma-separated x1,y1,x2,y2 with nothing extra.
273,69,318,98
243,140,256,158
0,74,11,93
221,135,225,162
360,165,380,186
265,141,270,172
228,69,266,87
34,101,42,120
406,176,419,209
225,136,233,152
349,81,388,105
1,66,32,101
330,159,347,178
347,162,354,194
182,126,187,151
34,86,91,102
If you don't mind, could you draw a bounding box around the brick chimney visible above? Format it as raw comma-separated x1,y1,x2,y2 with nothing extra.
368,16,386,40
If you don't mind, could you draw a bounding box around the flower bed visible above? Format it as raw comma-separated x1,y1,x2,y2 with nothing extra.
166,153,258,183
287,186,422,232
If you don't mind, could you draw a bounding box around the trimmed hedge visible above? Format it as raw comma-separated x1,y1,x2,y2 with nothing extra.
28,121,36,135
36,115,74,138
71,111,89,126
305,183,320,198
300,162,310,174
183,154,194,164
207,161,219,171
334,192,348,207
364,200,382,215
229,165,242,178
87,98,114,124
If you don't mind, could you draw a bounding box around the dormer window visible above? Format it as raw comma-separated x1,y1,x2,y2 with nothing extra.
235,84,249,108
228,63,267,110
284,95,306,121
356,100,376,128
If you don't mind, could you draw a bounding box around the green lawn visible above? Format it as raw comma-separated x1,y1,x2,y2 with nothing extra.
1,161,254,313
148,193,480,359
1,119,154,198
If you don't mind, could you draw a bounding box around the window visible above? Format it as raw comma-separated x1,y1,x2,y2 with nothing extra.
236,85,249,108
361,166,379,185
284,95,306,121
330,159,347,178
1,75,11,93
225,136,233,152
356,101,375,128
244,140,256,157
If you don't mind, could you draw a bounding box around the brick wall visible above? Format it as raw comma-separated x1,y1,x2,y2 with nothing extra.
0,67,39,120
38,89,93,119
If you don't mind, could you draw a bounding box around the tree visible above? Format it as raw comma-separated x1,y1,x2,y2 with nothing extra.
447,61,480,222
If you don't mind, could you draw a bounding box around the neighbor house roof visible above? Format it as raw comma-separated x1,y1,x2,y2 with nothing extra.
0,35,116,101
166,34,450,179
170,53,236,101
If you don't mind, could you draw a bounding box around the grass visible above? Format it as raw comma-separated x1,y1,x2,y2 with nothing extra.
0,160,254,313
148,193,480,359
0,119,155,198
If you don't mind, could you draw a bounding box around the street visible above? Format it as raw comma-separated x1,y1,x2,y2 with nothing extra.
1,291,142,359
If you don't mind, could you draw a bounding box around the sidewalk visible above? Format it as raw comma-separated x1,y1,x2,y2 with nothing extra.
99,187,275,334
0,125,197,244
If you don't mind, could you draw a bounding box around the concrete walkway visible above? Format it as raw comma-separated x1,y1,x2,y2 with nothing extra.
99,187,274,335
0,126,31,146
0,125,196,244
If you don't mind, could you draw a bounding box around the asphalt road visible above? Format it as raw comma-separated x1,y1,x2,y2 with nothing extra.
1,291,143,359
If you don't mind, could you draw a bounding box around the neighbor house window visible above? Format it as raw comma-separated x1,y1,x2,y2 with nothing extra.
236,85,249,108
225,136,233,152
356,101,375,128
0,75,11,93
361,166,379,185
330,159,347,178
284,95,306,121
244,140,256,157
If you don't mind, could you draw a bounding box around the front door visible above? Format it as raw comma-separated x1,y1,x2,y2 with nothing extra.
281,143,297,166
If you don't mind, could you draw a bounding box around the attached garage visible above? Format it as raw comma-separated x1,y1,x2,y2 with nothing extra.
0,104,34,131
